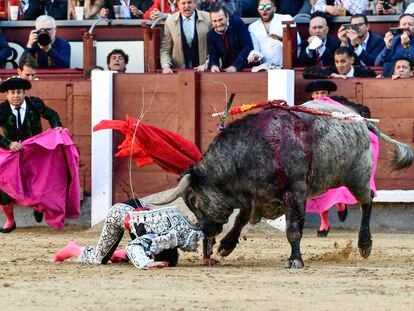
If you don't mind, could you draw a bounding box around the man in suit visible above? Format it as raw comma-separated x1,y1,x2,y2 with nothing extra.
160,0,211,73
297,13,341,67
337,14,385,66
303,46,377,79
0,77,62,233
207,5,253,72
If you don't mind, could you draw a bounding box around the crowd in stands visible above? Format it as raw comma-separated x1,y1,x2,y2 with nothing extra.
0,0,414,79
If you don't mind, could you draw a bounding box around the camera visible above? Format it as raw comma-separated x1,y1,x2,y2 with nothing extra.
35,28,51,46
389,27,405,36
343,23,360,32
382,0,392,10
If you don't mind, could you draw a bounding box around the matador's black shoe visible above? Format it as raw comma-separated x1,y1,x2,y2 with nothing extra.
33,210,44,223
317,227,330,237
1,222,16,233
337,205,348,222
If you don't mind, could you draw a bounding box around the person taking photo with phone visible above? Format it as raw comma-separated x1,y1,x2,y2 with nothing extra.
375,13,414,76
337,14,384,66
22,15,71,68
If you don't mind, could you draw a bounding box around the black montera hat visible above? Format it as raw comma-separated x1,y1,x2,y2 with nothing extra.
0,76,32,93
305,80,337,93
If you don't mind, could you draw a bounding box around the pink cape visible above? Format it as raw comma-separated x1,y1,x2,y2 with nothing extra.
0,128,81,229
306,97,378,214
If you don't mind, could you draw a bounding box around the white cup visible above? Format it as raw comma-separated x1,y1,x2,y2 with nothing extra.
9,6,19,21
75,6,84,20
113,5,122,19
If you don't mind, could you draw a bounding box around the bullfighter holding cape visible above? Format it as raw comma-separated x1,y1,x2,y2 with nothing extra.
0,77,80,233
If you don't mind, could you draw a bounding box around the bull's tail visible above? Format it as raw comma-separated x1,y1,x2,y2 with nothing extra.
367,122,413,170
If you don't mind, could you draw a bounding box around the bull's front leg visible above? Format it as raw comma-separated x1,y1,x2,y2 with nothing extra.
284,190,306,269
218,208,250,257
358,199,373,258
202,237,219,266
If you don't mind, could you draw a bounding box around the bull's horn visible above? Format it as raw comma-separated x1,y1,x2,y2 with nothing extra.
150,174,192,205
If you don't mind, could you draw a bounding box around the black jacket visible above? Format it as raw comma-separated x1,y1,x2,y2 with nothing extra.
0,96,62,149
298,35,341,67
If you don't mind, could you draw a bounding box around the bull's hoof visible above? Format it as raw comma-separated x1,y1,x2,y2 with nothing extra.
358,238,373,258
218,238,237,257
317,227,330,237
284,258,304,269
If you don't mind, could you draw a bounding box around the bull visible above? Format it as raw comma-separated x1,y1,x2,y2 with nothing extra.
154,101,413,268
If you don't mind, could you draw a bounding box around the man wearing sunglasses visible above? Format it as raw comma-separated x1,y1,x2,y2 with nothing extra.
247,0,301,70
337,14,384,66
23,15,71,68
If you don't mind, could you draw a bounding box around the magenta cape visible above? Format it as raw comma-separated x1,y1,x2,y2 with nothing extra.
306,97,379,214
0,128,80,229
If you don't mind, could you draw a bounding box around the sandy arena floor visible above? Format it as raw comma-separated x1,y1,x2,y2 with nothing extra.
1,225,413,311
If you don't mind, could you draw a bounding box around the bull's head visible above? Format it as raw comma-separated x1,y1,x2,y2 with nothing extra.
150,171,232,238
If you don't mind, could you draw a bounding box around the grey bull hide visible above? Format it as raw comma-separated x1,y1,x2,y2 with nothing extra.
152,101,413,269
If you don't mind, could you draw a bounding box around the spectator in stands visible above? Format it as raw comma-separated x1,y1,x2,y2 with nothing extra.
160,0,211,73
197,0,241,17
337,14,384,66
391,57,413,79
312,0,368,16
405,1,414,14
23,15,71,69
303,46,377,79
0,32,12,69
207,5,253,72
83,0,152,19
23,0,68,20
17,55,38,81
248,0,301,70
375,13,414,76
107,49,128,72
144,0,178,20
297,13,341,67
375,0,405,15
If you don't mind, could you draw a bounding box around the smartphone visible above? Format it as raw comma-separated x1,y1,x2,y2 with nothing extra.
389,27,405,36
343,23,359,32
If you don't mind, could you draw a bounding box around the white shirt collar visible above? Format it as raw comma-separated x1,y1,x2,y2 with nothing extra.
181,11,195,21
10,100,27,112
345,66,355,77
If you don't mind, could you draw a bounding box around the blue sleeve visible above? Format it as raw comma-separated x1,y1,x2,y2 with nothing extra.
232,18,253,70
207,32,220,68
358,36,385,66
0,33,12,63
50,39,71,68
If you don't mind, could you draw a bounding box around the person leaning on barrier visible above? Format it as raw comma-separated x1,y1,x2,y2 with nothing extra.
337,14,385,66
247,0,301,71
17,55,38,81
160,0,211,73
207,5,253,72
390,56,413,79
0,32,12,68
107,49,129,72
297,12,341,67
23,0,68,20
22,15,71,69
375,13,414,77
303,46,377,79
